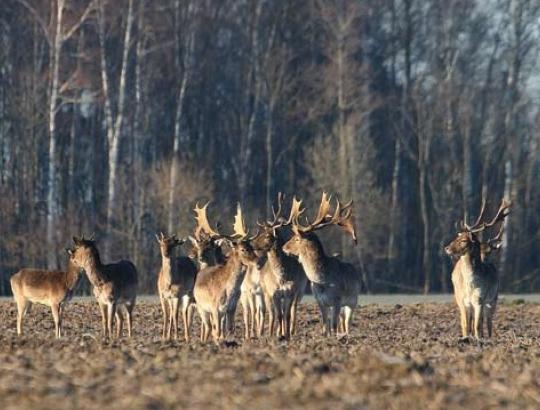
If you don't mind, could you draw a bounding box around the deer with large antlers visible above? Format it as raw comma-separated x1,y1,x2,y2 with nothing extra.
156,233,197,341
252,193,307,339
283,193,360,336
10,248,82,338
193,203,264,342
70,236,138,339
444,199,511,339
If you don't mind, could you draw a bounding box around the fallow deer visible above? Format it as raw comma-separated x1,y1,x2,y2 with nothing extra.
193,203,263,342
10,248,82,338
70,236,138,339
253,193,307,340
283,193,360,336
444,199,510,339
188,203,226,269
239,263,265,339
156,233,197,341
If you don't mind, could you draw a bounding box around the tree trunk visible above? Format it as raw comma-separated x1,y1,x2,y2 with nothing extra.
46,0,64,269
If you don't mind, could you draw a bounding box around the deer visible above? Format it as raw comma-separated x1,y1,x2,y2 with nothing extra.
10,248,82,338
156,233,198,341
444,199,510,340
283,193,360,336
70,236,138,339
193,203,264,342
239,262,265,340
188,203,226,270
252,193,307,340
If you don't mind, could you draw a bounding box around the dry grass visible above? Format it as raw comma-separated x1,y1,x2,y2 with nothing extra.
0,300,539,410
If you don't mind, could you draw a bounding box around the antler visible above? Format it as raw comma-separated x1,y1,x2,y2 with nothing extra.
461,198,487,231
290,193,357,243
232,203,249,239
193,202,220,239
470,199,511,233
267,192,285,226
287,196,305,225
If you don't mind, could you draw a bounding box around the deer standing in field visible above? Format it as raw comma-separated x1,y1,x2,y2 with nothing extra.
10,248,82,338
188,203,226,269
283,193,360,336
193,204,263,342
444,199,510,340
156,233,197,341
252,193,307,339
70,236,138,339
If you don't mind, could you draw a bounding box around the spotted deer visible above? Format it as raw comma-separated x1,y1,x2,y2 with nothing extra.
444,199,510,339
70,236,138,339
253,193,307,339
283,193,360,336
156,233,197,341
10,248,82,338
193,204,263,342
188,203,226,269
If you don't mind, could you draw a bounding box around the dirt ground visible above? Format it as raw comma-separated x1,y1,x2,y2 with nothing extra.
0,300,539,410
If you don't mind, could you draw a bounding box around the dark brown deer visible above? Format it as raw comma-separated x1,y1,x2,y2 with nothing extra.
70,236,138,339
252,193,307,340
156,233,197,341
10,248,82,338
444,199,510,339
193,204,263,342
283,193,360,336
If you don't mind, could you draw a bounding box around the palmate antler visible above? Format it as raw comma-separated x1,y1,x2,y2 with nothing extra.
288,192,357,244
232,203,259,241
193,202,220,240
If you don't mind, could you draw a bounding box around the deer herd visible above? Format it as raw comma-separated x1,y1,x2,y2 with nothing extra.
9,193,511,343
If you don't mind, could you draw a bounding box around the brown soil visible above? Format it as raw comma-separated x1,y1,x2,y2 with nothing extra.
0,301,538,410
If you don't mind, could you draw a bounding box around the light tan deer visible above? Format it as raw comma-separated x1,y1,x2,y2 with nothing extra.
283,193,360,336
444,199,510,339
10,248,82,338
239,264,265,339
70,236,138,339
188,203,227,269
252,193,307,340
193,204,263,342
156,233,197,341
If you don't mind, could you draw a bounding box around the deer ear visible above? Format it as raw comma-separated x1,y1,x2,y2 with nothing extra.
188,236,197,246
175,237,185,246
492,241,503,249
73,236,81,245
215,238,232,248
65,248,73,256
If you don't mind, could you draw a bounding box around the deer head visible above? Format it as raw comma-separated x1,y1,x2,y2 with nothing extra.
155,232,185,258
282,192,357,257
192,202,263,269
445,199,511,258
252,192,288,252
71,235,100,268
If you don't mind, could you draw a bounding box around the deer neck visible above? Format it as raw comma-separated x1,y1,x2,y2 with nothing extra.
224,252,248,286
459,248,483,277
298,242,327,285
160,253,175,285
65,263,82,291
267,247,286,281
82,256,108,288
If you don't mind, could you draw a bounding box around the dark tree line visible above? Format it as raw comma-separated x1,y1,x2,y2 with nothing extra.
1,0,539,294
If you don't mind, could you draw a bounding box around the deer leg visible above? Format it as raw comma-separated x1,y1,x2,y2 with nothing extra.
256,294,265,338
283,297,292,340
487,304,496,338
98,302,107,338
472,303,483,340
171,298,180,340
160,295,168,340
16,297,29,336
290,297,298,336
181,296,190,342
115,308,124,339
342,306,353,335
458,303,468,338
248,295,256,338
331,302,341,335
241,294,250,340
51,303,61,339
125,302,134,338
316,299,329,336
273,295,283,338
187,302,195,334
265,295,274,337
107,302,116,339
